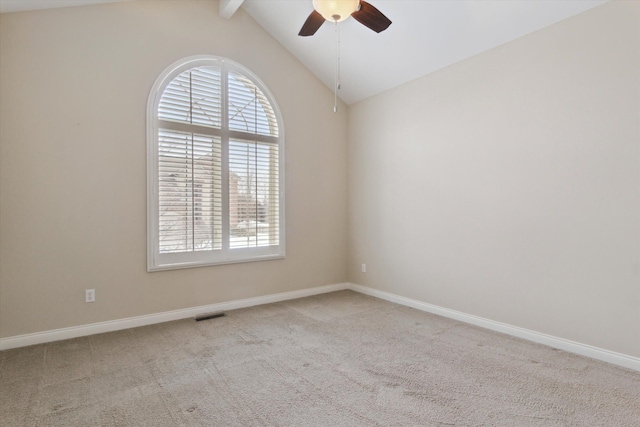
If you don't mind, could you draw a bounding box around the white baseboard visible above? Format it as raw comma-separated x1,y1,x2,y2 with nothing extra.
2,281,638,373
347,283,640,372
0,283,349,351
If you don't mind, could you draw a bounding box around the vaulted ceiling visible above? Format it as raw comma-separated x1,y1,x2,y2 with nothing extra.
1,0,608,104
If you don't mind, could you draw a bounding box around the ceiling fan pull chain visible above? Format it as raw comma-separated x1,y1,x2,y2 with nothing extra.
337,20,341,91
334,19,340,113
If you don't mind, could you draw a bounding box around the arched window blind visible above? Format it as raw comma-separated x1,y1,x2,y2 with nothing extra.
147,56,284,271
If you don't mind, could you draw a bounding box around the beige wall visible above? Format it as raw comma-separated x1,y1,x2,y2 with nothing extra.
0,0,348,338
1,0,638,362
348,1,640,358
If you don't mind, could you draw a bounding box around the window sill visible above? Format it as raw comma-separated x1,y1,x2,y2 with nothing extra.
147,253,286,272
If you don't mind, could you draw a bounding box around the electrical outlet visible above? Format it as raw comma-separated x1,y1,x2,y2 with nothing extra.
85,289,95,303
362,263,366,273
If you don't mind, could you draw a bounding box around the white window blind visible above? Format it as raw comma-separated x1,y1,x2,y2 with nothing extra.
157,130,222,253
228,71,278,137
229,138,279,249
148,56,284,271
159,67,222,128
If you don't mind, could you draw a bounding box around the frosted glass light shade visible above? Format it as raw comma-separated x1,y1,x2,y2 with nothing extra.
313,0,359,22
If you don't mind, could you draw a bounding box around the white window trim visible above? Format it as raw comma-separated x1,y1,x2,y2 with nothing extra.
147,55,285,272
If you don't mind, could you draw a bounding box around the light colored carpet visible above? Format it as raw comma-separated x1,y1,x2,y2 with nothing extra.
1,290,639,426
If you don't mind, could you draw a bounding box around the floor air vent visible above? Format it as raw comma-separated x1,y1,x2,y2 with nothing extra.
195,311,227,321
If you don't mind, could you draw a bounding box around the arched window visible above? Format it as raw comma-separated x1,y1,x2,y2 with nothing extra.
147,56,284,271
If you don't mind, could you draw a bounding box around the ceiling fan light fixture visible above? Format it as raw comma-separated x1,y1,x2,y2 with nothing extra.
313,0,359,22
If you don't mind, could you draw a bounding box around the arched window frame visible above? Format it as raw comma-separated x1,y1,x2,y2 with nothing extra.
147,55,285,271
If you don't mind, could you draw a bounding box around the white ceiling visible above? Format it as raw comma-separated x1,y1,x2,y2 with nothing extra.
242,0,608,104
1,0,608,104
0,0,130,13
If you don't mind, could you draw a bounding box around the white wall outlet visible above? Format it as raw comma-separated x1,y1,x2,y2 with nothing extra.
362,263,367,273
85,289,95,303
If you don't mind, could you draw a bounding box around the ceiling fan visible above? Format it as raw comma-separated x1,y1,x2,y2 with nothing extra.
299,0,392,36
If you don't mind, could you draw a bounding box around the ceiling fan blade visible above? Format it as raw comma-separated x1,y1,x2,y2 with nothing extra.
299,10,325,36
351,1,392,33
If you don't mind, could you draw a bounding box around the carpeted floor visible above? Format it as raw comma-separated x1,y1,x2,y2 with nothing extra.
1,290,639,426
